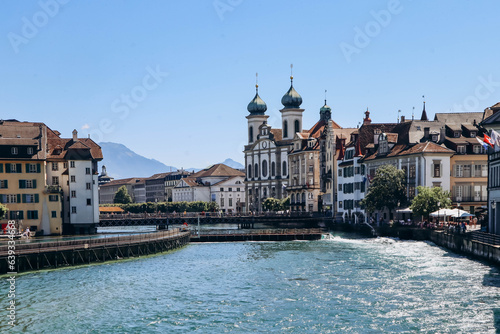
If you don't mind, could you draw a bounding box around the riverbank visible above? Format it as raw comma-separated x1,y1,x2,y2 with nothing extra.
331,222,500,267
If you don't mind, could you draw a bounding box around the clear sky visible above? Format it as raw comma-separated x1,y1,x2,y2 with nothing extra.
1,0,500,169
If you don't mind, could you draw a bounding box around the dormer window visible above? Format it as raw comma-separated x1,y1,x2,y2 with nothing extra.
27,147,33,155
454,131,461,138
378,133,389,154
470,131,476,138
457,145,466,154
11,147,18,155
431,135,438,142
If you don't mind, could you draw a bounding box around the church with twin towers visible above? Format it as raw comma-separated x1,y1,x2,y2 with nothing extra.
243,71,341,214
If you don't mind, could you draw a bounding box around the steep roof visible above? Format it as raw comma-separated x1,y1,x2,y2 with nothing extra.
364,141,454,161
102,178,146,187
192,163,244,178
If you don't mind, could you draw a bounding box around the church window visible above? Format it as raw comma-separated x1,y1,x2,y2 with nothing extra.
294,120,300,134
262,160,268,177
254,164,259,178
248,165,252,178
271,162,276,177
283,121,288,138
282,161,287,176
249,126,253,143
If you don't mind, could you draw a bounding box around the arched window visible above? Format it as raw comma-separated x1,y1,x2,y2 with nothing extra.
254,163,259,178
282,161,287,176
302,193,306,203
271,162,276,177
283,120,288,138
291,194,295,204
262,160,268,177
249,126,253,143
248,164,252,178
294,120,300,134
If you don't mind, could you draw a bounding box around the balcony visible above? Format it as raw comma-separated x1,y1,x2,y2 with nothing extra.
452,196,487,203
45,185,62,193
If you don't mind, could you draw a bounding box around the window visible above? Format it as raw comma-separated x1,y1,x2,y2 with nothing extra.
282,161,287,176
71,206,77,214
247,165,252,179
249,126,253,143
63,162,68,168
70,161,75,168
262,160,268,177
309,165,313,172
432,182,441,188
71,191,76,198
220,198,224,207
86,168,91,175
339,201,342,209
229,198,233,207
457,145,466,154
28,164,38,173
11,147,18,155
86,182,91,190
51,211,57,218
283,120,288,138
87,198,91,206
294,120,300,134
27,210,38,219
409,165,416,178
236,188,240,192
339,184,342,191
24,194,35,203
433,163,441,178
454,131,460,138
254,164,259,178
220,188,224,192
0,180,7,189
52,162,58,171
49,195,58,202
3,195,18,203
470,132,476,138
27,147,34,155
71,175,76,183
9,211,23,220
338,169,342,177
271,162,276,177
52,176,59,185
228,188,232,192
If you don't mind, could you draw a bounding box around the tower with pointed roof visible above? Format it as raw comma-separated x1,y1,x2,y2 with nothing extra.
281,66,304,140
421,101,428,121
246,76,269,145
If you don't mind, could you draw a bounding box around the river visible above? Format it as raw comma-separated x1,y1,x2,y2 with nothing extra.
1,233,500,333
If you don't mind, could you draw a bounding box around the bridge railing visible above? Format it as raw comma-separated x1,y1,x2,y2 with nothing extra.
99,211,326,220
191,228,323,236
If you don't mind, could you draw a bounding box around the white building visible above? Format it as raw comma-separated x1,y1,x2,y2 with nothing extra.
173,164,246,212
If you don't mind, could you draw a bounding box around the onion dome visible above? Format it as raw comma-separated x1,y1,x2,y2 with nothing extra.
281,76,303,109
320,101,331,113
247,84,267,115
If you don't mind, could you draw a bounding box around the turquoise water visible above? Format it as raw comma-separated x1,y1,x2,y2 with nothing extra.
1,234,500,333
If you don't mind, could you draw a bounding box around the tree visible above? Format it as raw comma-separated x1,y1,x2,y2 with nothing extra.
410,186,451,220
114,186,132,204
0,203,7,219
361,164,406,217
262,198,281,211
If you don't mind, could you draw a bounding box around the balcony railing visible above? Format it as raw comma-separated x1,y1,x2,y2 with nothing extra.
452,196,487,202
45,185,62,193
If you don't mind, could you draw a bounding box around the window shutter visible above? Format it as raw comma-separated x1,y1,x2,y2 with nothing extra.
17,194,21,203
0,164,3,173
4,180,7,188
17,164,22,173
26,164,29,173
19,180,26,189
35,194,39,203
5,164,11,173
0,195,3,203
22,194,26,203
37,163,41,173
33,179,37,189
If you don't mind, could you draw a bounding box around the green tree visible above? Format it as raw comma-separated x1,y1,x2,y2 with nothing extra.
262,198,281,211
280,196,290,210
410,186,451,220
0,203,7,219
361,164,406,217
207,201,219,212
114,186,132,204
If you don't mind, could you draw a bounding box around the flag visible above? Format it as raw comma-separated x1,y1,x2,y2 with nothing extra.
491,129,500,152
484,134,494,148
476,137,489,150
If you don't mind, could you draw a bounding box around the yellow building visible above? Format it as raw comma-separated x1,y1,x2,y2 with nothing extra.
1,161,62,234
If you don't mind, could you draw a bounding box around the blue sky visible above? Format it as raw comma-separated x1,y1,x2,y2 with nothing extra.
1,0,500,169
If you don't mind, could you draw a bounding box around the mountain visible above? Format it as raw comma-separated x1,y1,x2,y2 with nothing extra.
98,142,177,179
220,158,244,169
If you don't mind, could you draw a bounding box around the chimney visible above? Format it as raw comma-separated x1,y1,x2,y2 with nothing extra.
72,129,78,142
424,127,430,140
401,115,405,123
439,127,446,144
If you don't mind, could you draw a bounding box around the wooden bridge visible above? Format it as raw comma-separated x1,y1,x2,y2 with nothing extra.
98,213,326,229
0,229,190,274
190,228,323,242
